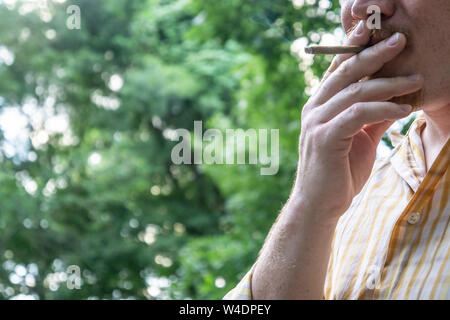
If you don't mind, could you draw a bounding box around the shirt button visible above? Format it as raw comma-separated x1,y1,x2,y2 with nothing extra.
407,211,421,225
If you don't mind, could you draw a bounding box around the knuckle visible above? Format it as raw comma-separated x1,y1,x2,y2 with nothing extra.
301,114,315,132
314,124,336,148
302,102,313,117
310,124,327,143
327,57,341,73
337,60,352,76
346,82,363,95
349,103,366,119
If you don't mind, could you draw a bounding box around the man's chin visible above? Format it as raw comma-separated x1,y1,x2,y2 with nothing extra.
389,89,423,112
367,69,424,112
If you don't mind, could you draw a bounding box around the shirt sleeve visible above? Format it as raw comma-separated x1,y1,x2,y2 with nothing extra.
222,266,255,300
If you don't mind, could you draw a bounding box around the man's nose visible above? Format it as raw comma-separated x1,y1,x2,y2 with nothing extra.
351,0,395,20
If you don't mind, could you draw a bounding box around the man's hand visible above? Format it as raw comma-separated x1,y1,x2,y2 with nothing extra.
294,21,423,221
252,21,423,299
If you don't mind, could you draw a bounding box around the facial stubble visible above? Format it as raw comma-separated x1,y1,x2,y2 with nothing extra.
347,24,424,111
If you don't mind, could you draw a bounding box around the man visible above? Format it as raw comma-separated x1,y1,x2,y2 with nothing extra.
224,0,449,299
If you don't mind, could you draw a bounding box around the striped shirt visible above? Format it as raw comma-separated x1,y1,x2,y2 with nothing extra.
224,113,450,300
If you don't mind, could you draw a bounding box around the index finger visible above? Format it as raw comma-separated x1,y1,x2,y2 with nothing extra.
321,20,371,81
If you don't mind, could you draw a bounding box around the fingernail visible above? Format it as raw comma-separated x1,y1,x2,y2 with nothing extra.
408,74,422,82
387,33,400,46
400,104,412,113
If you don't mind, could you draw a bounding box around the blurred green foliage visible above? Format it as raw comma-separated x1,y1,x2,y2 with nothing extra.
0,0,354,299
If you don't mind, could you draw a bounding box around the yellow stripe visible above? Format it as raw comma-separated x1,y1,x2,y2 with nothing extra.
429,230,450,299
403,170,449,298
385,200,433,299
410,132,426,168
392,172,448,299
438,261,450,299
341,173,402,299
331,169,394,298
344,174,404,299
324,231,337,299
416,214,450,298
429,173,450,299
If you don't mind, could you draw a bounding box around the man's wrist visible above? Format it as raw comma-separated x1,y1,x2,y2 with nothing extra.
283,194,341,229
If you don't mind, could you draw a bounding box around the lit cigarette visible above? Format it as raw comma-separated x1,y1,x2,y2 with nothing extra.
305,45,365,55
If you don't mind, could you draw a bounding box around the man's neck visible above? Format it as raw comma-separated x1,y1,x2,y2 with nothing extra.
421,104,450,172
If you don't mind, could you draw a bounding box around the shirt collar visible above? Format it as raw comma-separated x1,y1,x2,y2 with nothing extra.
389,113,428,192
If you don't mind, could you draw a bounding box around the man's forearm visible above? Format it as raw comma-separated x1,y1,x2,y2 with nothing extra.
252,196,339,299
